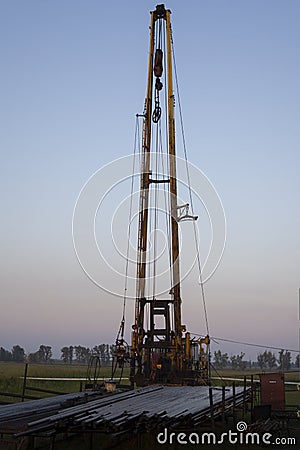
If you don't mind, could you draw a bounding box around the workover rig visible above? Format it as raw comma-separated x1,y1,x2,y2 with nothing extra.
113,4,210,388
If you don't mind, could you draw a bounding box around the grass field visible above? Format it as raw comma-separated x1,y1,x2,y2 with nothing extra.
0,362,299,406
0,361,125,403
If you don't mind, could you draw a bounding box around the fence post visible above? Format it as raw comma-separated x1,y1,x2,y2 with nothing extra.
222,385,226,424
209,387,215,427
250,375,254,422
232,382,236,424
243,375,247,419
21,363,28,402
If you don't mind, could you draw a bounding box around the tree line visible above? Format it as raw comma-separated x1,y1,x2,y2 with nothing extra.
60,345,113,364
0,345,25,362
0,344,114,365
213,349,299,371
0,344,299,370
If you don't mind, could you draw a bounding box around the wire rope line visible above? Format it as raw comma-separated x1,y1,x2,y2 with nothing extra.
191,333,300,354
162,23,173,289
118,116,140,340
171,28,210,336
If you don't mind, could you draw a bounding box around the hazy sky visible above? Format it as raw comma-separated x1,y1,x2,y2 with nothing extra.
1,0,299,361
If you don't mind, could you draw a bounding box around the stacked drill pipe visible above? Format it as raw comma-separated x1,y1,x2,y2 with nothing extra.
11,384,252,438
0,391,101,434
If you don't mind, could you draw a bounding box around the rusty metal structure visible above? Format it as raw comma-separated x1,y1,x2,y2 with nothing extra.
127,4,210,388
259,372,286,410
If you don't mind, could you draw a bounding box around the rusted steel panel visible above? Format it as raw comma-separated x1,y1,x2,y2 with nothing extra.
259,372,285,410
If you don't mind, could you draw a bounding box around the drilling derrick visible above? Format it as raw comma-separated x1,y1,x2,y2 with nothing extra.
130,4,210,388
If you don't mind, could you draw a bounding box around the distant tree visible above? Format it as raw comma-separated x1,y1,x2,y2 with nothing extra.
61,347,68,363
278,350,291,371
213,350,229,369
266,351,277,370
109,345,115,361
74,346,90,364
38,345,52,362
106,344,112,363
92,344,112,364
28,345,52,363
0,347,12,361
61,346,74,364
230,355,238,370
257,351,277,371
230,352,246,370
295,354,300,369
11,345,25,362
257,352,267,370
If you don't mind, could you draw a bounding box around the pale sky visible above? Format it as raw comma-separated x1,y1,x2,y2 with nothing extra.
1,0,299,361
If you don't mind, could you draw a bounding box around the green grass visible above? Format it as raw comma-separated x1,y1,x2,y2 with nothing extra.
0,362,299,405
0,362,129,403
211,368,300,381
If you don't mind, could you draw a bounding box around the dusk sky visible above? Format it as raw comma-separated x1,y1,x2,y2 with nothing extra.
1,0,299,361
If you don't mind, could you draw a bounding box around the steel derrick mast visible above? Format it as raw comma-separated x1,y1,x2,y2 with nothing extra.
130,4,210,388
